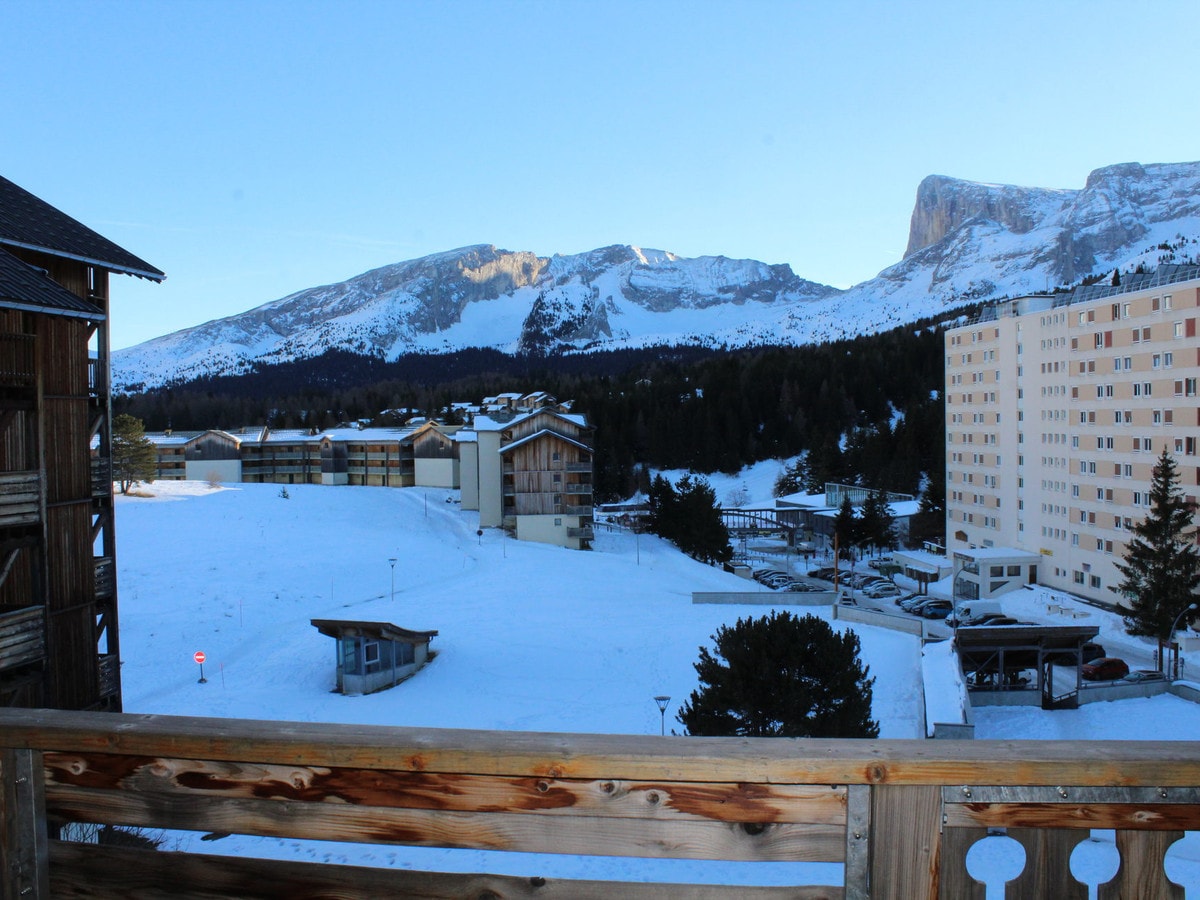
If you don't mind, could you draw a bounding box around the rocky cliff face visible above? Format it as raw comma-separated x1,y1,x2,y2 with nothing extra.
904,175,1069,257
901,162,1200,286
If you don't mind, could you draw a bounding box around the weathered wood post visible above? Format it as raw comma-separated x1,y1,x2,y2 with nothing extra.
1,748,49,900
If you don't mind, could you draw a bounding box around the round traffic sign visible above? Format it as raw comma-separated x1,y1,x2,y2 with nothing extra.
193,651,206,665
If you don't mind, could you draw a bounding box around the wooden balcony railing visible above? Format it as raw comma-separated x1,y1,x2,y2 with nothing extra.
96,654,119,698
1,709,1197,899
0,332,36,387
93,557,115,601
0,470,42,528
0,606,45,673
90,456,111,498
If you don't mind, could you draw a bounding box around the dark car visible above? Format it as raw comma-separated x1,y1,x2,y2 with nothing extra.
1082,657,1130,681
919,600,954,619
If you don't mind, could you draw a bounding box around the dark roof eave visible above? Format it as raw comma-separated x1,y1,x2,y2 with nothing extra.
0,237,166,282
0,298,105,321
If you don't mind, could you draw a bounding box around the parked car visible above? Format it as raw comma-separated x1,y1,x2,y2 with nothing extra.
900,595,932,613
867,556,895,571
904,597,944,616
1046,642,1107,666
1122,669,1166,684
864,584,902,599
1082,657,1130,681
919,600,954,619
753,569,786,583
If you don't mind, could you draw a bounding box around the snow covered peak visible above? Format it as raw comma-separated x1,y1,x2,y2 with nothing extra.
112,160,1200,392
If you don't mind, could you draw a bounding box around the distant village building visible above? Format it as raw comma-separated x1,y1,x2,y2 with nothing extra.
143,392,596,550
776,483,917,551
0,175,163,710
310,619,437,695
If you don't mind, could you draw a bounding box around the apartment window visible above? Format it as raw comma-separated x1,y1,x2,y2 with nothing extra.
1153,354,1162,369
1175,321,1185,338
1165,351,1174,367
1091,574,1103,588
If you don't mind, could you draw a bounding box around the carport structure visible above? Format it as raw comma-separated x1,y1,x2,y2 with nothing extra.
956,624,1100,710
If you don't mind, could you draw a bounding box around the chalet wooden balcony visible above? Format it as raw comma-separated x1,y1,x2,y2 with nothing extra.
0,470,42,528
0,605,45,673
97,653,119,698
90,456,111,498
0,332,35,388
93,557,115,601
1,709,1197,899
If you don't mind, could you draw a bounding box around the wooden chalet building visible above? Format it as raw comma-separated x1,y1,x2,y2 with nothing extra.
459,394,595,550
0,175,163,710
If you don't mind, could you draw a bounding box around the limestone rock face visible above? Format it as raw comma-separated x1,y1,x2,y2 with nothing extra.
904,175,1067,257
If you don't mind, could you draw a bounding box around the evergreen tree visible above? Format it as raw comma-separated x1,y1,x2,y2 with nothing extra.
773,456,808,498
1112,449,1200,638
909,474,946,549
858,490,895,555
833,495,859,559
647,473,731,564
111,414,158,494
677,611,878,738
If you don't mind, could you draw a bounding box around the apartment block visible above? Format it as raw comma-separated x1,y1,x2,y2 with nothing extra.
945,264,1200,606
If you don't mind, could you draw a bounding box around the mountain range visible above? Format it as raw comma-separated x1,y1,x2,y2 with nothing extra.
113,160,1200,392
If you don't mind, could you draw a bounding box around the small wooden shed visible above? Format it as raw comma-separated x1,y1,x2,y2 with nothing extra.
310,619,437,696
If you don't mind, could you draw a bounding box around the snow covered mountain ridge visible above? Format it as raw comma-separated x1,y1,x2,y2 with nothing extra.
114,160,1200,392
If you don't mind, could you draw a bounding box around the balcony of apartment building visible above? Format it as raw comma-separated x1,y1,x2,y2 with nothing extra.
0,470,42,529
1,707,1195,899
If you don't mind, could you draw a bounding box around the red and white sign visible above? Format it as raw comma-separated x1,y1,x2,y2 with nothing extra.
193,651,206,665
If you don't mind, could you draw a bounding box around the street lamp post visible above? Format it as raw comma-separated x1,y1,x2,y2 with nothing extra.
1168,602,1197,679
653,695,671,736
388,558,397,602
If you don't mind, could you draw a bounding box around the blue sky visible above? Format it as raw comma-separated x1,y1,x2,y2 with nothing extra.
5,0,1198,349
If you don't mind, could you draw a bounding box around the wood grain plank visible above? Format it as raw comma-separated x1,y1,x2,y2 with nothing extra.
1005,827,1087,899
48,841,844,900
869,784,941,900
5,709,1200,787
44,752,848,825
46,785,846,862
1098,830,1185,900
937,826,985,900
944,803,1200,831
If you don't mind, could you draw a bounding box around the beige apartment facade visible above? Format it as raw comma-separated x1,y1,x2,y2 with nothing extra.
945,265,1200,607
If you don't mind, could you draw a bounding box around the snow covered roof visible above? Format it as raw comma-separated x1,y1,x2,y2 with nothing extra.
144,431,203,447
310,619,438,644
955,547,1042,562
472,408,588,432
498,429,593,456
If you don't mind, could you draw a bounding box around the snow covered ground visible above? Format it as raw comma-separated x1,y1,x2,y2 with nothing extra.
114,479,1200,893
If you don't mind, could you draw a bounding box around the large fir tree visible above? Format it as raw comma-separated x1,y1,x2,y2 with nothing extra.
1112,449,1200,638
111,414,158,494
677,611,878,738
